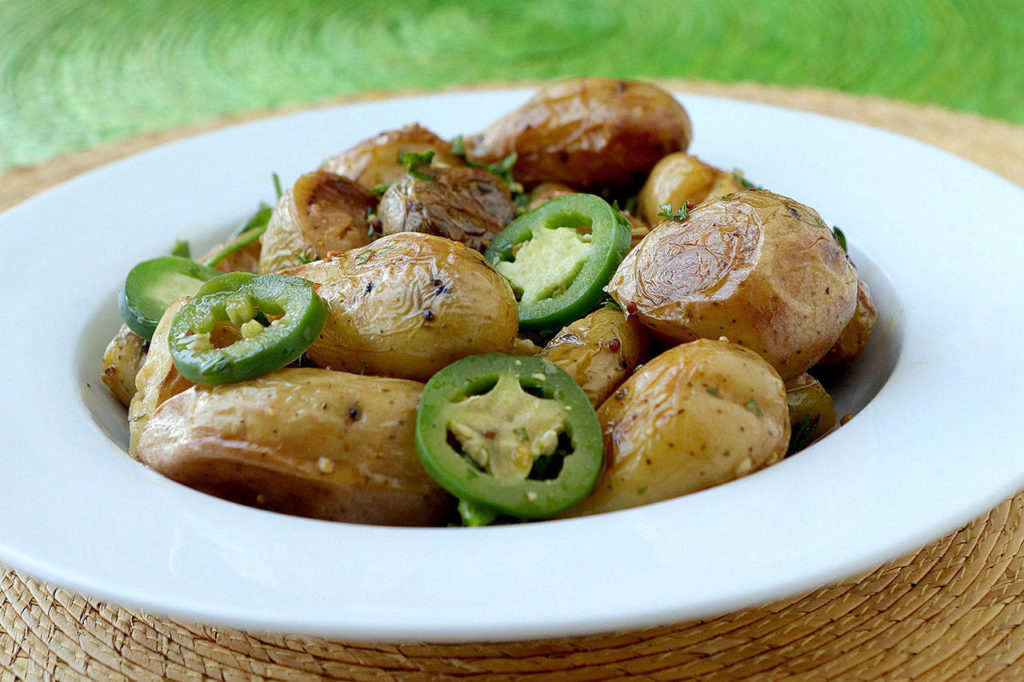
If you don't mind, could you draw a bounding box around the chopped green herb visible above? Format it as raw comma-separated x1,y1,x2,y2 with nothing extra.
449,135,467,158
399,150,435,181
832,225,848,252
657,202,690,221
513,427,529,441
273,172,283,200
788,413,821,455
296,250,318,264
128,413,147,423
353,250,375,265
745,399,763,417
732,170,762,191
369,182,391,196
638,485,649,495
458,498,499,527
706,386,720,397
171,240,191,259
450,134,521,191
600,296,622,312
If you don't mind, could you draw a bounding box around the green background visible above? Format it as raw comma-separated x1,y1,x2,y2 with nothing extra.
1,0,1021,173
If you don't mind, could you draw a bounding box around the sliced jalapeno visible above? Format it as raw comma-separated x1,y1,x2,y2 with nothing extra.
415,353,603,521
119,256,222,340
169,272,327,385
484,194,630,332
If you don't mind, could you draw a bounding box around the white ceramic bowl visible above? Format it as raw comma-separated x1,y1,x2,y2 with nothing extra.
1,89,1022,641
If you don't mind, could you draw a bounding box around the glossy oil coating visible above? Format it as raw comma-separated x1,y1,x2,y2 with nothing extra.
292,232,518,381
608,190,858,379
259,171,375,273
468,77,692,190
569,338,789,515
134,367,450,526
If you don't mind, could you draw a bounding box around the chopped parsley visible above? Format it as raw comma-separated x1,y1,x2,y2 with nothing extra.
399,150,436,181
657,202,690,221
273,172,283,200
745,399,763,417
706,386,720,397
171,240,190,259
732,170,762,191
788,413,820,455
450,134,522,192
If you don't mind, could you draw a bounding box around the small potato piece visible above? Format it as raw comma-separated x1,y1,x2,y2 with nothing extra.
569,339,789,515
785,372,837,451
128,299,194,455
292,233,519,381
321,124,461,193
259,171,375,273
607,190,858,380
525,182,577,212
638,153,744,226
101,324,149,407
817,273,877,366
539,307,649,407
467,77,692,190
134,368,451,526
378,166,515,251
198,237,261,274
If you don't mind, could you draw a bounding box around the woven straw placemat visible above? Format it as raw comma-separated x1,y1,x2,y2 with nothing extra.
2,83,1023,680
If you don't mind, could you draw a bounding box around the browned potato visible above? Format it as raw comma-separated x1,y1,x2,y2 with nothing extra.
817,273,877,366
568,339,789,515
607,190,858,380
539,307,649,406
525,182,577,212
321,124,462,193
134,368,452,526
127,299,195,455
638,153,745,226
291,233,519,381
198,237,261,274
785,372,837,452
101,324,149,407
259,171,375,273
378,166,515,251
467,77,692,190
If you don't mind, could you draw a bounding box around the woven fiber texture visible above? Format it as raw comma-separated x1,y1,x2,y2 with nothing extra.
1,0,1022,173
2,83,1023,680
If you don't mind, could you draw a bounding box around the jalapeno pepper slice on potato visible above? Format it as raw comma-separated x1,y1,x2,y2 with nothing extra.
484,194,630,332
168,272,327,385
119,256,222,340
415,353,603,521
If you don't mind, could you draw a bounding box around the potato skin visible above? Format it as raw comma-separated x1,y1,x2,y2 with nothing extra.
259,171,375,273
468,77,692,190
784,372,836,450
567,339,789,515
128,299,195,455
102,324,149,407
638,153,745,226
134,368,452,526
291,232,519,381
321,124,461,194
607,190,858,380
539,307,649,407
378,166,515,251
817,273,877,366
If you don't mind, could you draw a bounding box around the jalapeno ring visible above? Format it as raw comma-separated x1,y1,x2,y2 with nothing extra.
168,272,327,385
415,353,603,521
484,194,630,332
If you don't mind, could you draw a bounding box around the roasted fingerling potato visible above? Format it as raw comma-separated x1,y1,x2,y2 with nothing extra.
784,372,837,453
817,272,878,367
539,307,649,407
467,77,692,191
378,165,516,251
134,368,453,526
101,324,149,407
259,171,376,273
638,152,745,226
567,338,789,516
320,124,462,194
291,232,519,381
607,190,858,380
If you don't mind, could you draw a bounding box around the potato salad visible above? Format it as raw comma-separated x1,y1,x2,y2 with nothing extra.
103,77,875,526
